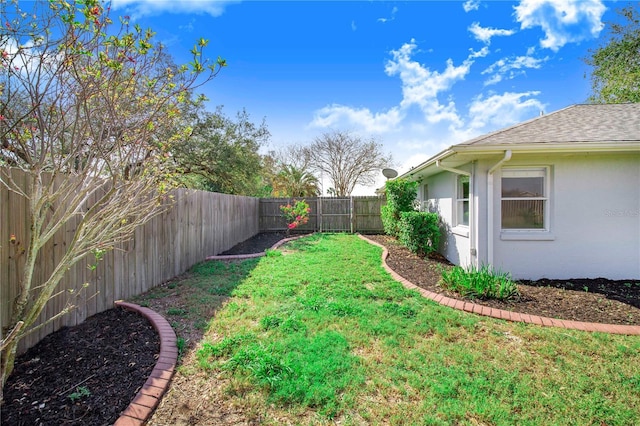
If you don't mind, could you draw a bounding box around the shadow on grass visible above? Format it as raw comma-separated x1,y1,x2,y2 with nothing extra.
131,257,262,354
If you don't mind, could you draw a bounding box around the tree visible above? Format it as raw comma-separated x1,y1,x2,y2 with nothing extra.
170,106,270,195
271,164,320,197
305,130,392,197
0,0,224,387
585,4,640,103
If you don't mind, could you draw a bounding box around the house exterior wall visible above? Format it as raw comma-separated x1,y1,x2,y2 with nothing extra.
419,169,472,268
491,153,640,280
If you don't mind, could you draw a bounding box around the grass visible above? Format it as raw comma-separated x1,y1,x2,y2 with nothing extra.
144,234,640,425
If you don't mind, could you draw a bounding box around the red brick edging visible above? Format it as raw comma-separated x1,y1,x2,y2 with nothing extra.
205,233,312,261
113,301,178,426
358,235,640,336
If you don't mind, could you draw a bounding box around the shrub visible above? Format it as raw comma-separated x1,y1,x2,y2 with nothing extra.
280,199,311,231
398,211,440,257
439,264,520,301
381,179,418,237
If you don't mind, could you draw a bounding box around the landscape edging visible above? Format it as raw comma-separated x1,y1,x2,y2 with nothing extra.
358,234,640,336
112,301,178,426
205,233,312,260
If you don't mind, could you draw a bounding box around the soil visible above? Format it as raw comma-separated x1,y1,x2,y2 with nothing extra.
219,231,290,255
1,308,159,426
2,233,639,426
365,234,640,326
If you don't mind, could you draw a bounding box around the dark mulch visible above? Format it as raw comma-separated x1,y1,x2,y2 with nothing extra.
1,308,159,426
220,231,313,255
219,232,290,255
365,234,640,326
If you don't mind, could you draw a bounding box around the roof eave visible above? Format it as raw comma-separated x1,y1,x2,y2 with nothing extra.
453,141,640,154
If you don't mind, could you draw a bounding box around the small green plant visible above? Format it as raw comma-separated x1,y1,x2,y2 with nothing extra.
260,315,283,330
68,386,91,402
167,307,188,316
440,264,519,301
176,337,186,358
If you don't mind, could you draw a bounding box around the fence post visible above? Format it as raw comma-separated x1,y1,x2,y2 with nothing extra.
318,197,323,232
350,196,354,234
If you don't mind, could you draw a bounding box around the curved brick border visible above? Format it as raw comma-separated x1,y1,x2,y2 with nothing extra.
205,233,313,261
359,235,640,336
113,301,178,426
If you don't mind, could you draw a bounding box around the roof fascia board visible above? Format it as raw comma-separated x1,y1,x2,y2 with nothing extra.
454,142,640,154
396,148,456,179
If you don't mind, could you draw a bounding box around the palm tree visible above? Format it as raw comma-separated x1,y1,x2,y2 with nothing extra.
272,165,320,197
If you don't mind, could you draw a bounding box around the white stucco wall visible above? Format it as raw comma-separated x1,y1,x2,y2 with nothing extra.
492,153,640,280
420,170,471,268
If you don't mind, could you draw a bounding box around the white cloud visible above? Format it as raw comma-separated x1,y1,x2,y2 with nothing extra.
351,20,357,31
482,55,548,86
463,0,481,13
466,91,545,130
310,105,404,133
384,40,483,126
513,0,606,51
110,0,240,18
468,22,516,45
378,6,398,23
311,39,489,134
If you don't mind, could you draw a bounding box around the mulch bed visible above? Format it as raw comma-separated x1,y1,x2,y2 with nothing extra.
3,232,639,426
1,308,159,426
365,234,640,326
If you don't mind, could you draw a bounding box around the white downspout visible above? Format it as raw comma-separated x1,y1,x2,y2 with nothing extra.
435,160,475,265
487,150,512,266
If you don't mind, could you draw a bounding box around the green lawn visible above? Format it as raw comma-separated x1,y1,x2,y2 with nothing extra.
150,233,640,425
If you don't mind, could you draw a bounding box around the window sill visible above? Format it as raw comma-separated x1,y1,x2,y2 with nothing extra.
452,226,469,238
500,232,555,241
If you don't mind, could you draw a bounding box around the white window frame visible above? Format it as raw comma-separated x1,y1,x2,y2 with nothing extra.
421,183,429,212
456,175,470,227
500,167,550,232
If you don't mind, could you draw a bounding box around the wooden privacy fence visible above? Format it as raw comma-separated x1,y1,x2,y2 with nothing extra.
1,169,259,353
259,196,386,233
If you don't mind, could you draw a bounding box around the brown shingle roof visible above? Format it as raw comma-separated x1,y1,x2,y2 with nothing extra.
458,103,640,147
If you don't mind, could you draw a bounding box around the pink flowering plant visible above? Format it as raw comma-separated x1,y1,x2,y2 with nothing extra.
280,199,311,232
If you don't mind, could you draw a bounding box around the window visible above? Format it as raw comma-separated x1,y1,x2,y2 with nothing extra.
501,168,547,230
421,184,429,211
456,175,469,226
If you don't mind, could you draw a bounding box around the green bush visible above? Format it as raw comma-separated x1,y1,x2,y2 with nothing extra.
439,264,520,301
398,211,440,257
381,178,418,237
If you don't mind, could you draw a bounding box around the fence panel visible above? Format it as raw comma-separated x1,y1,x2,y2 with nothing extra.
259,196,386,233
1,168,259,353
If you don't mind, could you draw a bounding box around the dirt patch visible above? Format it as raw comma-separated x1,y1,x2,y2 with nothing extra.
365,234,640,325
1,308,159,426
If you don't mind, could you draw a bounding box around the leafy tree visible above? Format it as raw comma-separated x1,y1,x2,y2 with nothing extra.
585,4,640,103
305,130,392,197
0,0,223,387
170,106,270,195
271,164,320,197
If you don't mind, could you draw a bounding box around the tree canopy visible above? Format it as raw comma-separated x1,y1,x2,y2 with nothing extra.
585,4,640,103
170,106,270,196
305,130,392,197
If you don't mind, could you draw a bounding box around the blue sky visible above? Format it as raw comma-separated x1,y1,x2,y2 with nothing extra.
110,0,619,194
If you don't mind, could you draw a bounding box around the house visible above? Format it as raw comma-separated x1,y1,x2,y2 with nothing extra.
398,103,640,280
